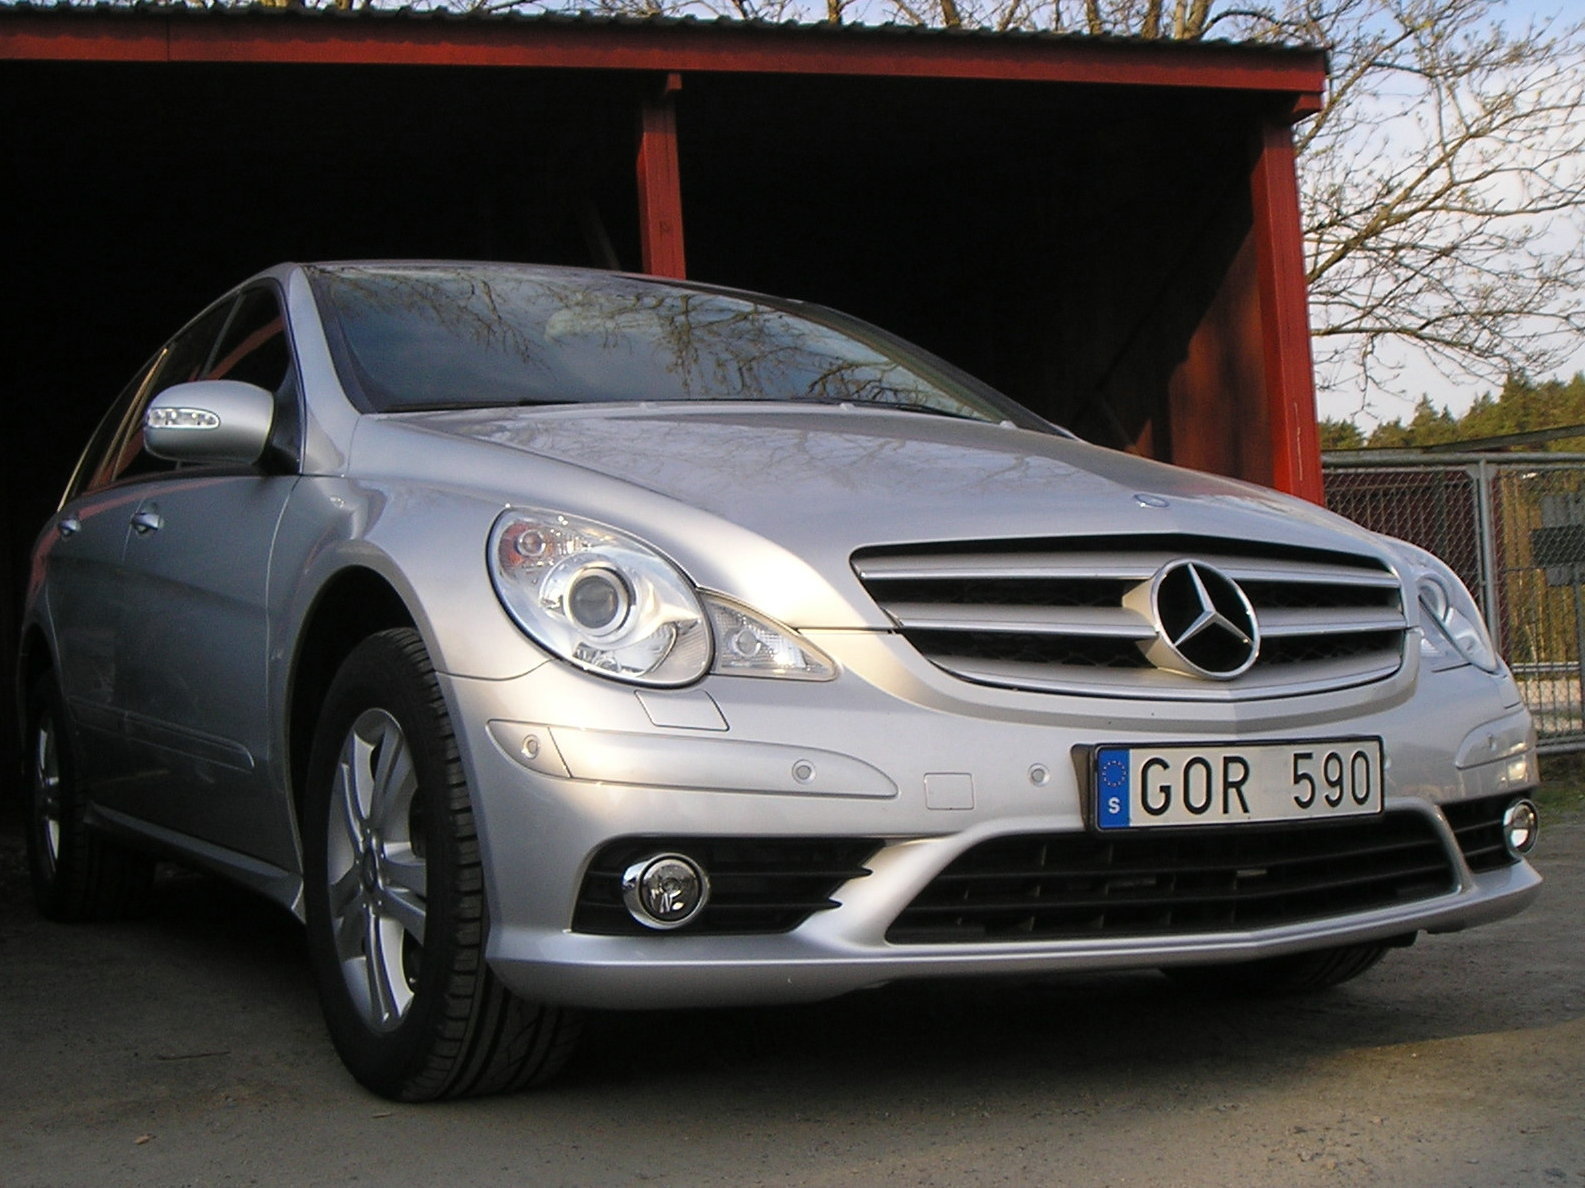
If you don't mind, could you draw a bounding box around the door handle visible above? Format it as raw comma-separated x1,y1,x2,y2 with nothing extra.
130,509,164,535
58,515,82,538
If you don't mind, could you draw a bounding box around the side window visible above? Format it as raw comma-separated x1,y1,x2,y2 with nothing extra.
206,286,300,470
206,288,289,392
146,299,236,401
65,355,161,502
86,299,235,492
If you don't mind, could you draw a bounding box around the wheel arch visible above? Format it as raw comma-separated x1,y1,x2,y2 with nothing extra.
287,566,415,826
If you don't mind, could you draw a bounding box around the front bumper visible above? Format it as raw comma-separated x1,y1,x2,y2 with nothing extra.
491,856,1539,1009
442,632,1542,1010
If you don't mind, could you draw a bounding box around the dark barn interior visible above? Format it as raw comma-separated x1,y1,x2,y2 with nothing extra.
677,71,1272,459
0,14,1327,767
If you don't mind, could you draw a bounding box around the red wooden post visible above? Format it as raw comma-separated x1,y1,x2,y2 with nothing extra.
1250,116,1324,503
637,73,687,279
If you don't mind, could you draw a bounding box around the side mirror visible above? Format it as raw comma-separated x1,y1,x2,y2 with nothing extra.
144,380,275,465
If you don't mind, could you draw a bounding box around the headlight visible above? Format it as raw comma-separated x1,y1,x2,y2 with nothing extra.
489,509,711,685
488,509,838,686
1416,570,1499,672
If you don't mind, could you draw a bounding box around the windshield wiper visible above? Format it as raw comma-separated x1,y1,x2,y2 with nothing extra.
839,399,992,423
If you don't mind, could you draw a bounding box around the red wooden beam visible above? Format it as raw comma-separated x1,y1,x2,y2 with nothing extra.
1250,116,1323,503
637,72,687,278
0,12,1326,103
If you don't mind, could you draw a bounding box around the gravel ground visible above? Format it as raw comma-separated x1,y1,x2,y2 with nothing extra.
1,793,1581,1188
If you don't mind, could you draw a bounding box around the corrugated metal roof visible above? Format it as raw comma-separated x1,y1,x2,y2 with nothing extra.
0,1,1322,58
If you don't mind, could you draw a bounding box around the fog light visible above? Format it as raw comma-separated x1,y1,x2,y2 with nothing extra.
621,854,709,930
1502,798,1540,857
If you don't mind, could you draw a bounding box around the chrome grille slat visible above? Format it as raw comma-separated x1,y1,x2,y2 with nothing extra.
855,553,1163,582
1215,560,1401,588
854,551,1403,587
941,653,1405,696
853,536,1408,700
883,602,1156,638
1256,607,1411,637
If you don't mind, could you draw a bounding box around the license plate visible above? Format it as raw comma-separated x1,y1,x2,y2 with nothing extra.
1093,739,1384,830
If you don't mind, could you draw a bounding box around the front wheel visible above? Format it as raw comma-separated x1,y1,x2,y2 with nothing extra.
302,629,580,1100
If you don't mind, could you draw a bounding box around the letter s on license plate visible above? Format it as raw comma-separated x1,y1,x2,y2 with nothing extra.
1092,739,1384,830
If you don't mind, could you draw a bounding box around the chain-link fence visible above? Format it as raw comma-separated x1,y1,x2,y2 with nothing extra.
1325,453,1585,753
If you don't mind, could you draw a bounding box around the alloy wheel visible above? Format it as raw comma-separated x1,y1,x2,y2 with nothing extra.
325,708,429,1032
33,710,63,873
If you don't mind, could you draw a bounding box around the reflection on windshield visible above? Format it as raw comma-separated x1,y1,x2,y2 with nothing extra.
307,264,1032,425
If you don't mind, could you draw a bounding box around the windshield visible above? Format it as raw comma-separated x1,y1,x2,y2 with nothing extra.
307,264,1046,428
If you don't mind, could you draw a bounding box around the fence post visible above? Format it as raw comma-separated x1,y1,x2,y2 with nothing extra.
1474,459,1502,641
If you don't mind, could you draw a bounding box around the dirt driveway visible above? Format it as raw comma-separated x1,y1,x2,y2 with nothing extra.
2,795,1581,1188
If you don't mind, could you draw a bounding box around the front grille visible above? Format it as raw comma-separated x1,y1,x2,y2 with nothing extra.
574,837,880,936
886,812,1455,944
853,534,1407,699
1442,795,1522,872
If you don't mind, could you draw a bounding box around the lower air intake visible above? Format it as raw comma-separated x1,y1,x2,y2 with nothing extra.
887,812,1456,943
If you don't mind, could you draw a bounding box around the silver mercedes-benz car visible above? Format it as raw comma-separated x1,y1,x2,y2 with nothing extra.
20,262,1542,1100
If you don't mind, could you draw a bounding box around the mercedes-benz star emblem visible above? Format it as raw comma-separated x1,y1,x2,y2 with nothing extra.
1134,560,1261,679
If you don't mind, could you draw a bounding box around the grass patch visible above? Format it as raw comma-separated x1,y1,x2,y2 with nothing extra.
1537,751,1585,817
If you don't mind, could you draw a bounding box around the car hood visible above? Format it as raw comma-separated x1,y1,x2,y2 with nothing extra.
367,404,1394,627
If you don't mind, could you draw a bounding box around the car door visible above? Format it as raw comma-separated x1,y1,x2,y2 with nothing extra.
44,358,169,789
111,286,302,866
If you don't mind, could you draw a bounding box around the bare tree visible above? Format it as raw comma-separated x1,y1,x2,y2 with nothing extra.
849,0,1584,411
1283,2,1585,414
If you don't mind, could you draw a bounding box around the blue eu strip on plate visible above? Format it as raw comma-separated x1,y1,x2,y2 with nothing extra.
1097,747,1131,829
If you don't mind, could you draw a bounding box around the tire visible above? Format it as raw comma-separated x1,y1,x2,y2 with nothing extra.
24,672,154,922
1164,942,1390,995
302,628,581,1101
